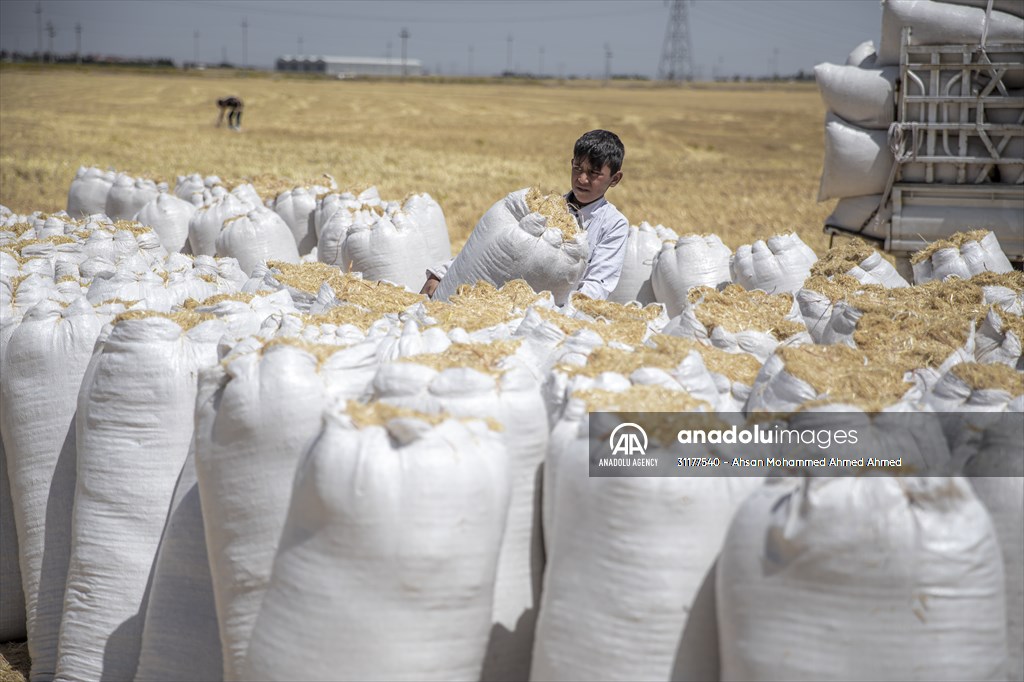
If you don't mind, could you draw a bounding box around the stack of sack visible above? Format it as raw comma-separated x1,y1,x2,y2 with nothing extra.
2,185,1022,682
815,0,1024,237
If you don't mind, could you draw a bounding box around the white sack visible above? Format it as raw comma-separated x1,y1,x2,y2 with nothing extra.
845,39,877,67
912,232,1014,283
935,0,1024,18
230,183,263,209
403,192,453,264
104,174,162,221
717,476,1009,681
730,233,818,295
651,234,732,317
532,402,761,682
243,410,510,682
434,189,589,306
0,298,104,681
924,365,1023,411
371,360,547,682
336,210,441,291
956,413,1024,682
66,167,115,218
134,192,196,254
215,207,300,277
879,0,1024,79
818,112,895,201
188,193,253,257
85,267,179,313
842,250,910,287
55,314,225,682
195,340,380,681
270,186,319,256
608,223,674,305
975,307,1024,369
814,63,898,130
0,442,26,643
134,448,222,682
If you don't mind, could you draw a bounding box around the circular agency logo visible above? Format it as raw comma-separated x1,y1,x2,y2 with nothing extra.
609,422,648,457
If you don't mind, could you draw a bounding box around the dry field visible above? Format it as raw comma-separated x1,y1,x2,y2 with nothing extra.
0,65,834,255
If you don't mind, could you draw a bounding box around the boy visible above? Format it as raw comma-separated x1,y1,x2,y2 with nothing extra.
420,129,629,300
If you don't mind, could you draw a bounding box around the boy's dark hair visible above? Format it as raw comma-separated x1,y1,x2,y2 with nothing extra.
573,129,625,175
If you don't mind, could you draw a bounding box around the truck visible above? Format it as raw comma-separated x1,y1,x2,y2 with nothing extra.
824,26,1024,278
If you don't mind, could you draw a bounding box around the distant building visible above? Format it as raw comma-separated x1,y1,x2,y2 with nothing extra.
276,55,423,77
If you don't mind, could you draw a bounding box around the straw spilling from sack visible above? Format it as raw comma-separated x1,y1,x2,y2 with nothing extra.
688,284,805,339
910,229,992,264
525,187,579,241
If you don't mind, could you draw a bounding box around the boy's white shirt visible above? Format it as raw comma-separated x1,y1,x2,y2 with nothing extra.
425,190,629,301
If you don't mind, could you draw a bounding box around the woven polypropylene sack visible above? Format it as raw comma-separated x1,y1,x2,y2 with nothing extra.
0,440,27,644
134,448,222,682
652,234,733,317
66,167,115,219
0,297,105,680
814,63,898,130
730,233,818,295
607,223,664,305
372,359,547,682
54,315,224,682
243,410,510,682
134,193,196,254
717,476,1009,681
531,402,761,682
195,340,381,681
879,0,1024,86
215,208,300,277
104,174,161,221
434,189,589,306
188,193,253,257
817,112,894,202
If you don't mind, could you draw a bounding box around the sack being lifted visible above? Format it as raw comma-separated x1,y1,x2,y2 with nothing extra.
434,188,589,306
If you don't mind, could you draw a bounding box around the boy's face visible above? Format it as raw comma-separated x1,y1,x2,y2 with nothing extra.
570,157,622,205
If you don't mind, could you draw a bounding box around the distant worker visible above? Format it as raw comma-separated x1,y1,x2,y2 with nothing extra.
421,129,628,300
216,96,244,131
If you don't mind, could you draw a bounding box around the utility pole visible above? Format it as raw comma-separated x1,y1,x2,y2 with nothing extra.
658,0,694,83
468,45,473,76
75,22,81,64
538,46,544,77
46,21,55,63
241,17,248,69
399,27,409,80
35,2,43,62
506,34,513,74
193,30,199,65
604,43,612,85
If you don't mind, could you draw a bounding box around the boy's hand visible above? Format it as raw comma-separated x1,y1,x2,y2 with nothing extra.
419,275,441,298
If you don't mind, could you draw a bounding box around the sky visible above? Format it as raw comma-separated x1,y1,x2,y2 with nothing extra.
0,0,884,79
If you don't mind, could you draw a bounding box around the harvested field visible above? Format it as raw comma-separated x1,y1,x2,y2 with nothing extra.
0,66,832,254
